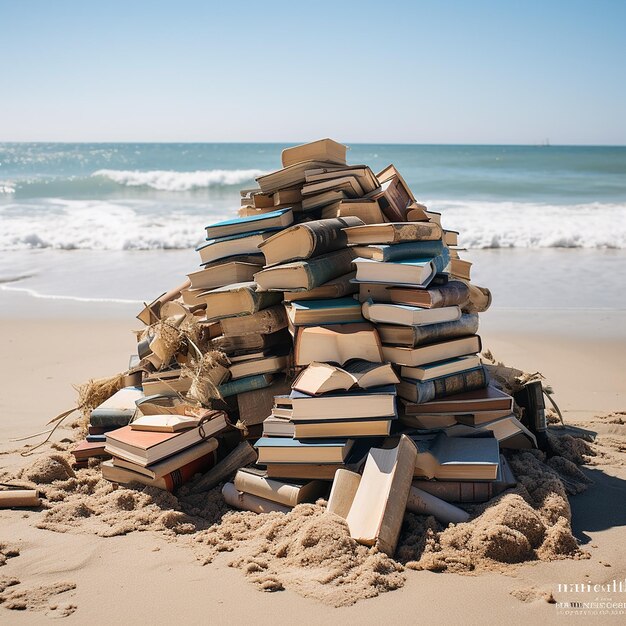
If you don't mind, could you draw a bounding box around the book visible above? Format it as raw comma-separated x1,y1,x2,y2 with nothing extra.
397,366,489,404
255,437,354,464
222,483,291,514
352,240,446,263
412,433,500,480
273,188,303,205
367,170,413,222
450,258,472,281
305,165,379,195
199,252,265,269
343,222,442,245
454,408,514,426
292,360,399,395
281,139,347,168
321,199,386,224
196,230,278,264
352,256,445,287
257,160,343,194
382,334,483,366
237,378,292,427
262,415,295,437
413,455,516,503
217,373,273,398
301,189,349,211
402,385,514,415
388,280,470,309
199,282,282,322
446,415,537,449
102,448,217,491
293,418,393,439
204,208,293,239
234,468,327,507
141,376,193,397
229,354,289,380
90,387,143,428
357,282,392,303
400,354,482,381
282,272,357,302
290,385,396,421
211,329,291,355
187,262,261,291
254,248,357,292
258,216,363,266
301,175,364,198
444,230,459,246
219,304,287,337
130,414,203,432
362,301,461,327
105,412,227,466
294,323,383,366
403,202,431,222
72,440,110,461
285,298,364,327
377,313,480,347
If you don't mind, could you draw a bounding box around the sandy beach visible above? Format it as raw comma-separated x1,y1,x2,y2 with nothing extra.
1,296,625,624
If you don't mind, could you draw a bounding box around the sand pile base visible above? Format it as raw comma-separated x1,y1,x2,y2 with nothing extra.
6,428,594,606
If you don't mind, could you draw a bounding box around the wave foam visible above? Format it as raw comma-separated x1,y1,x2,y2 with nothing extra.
92,168,265,191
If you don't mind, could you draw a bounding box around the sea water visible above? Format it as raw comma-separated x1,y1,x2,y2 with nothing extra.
1,143,625,310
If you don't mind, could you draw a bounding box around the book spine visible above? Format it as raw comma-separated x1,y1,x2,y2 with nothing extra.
306,217,363,257
410,366,489,404
394,222,443,242
218,374,272,397
249,289,283,313
428,281,471,308
381,240,445,262
302,249,356,290
162,451,218,491
221,305,287,336
410,313,479,346
89,410,135,428
412,480,493,503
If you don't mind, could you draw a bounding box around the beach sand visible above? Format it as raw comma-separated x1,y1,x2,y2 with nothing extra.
1,303,625,624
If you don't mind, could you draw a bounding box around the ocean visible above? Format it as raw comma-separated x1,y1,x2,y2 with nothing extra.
1,142,625,311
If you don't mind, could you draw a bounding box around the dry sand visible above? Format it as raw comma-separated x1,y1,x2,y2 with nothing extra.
1,307,625,624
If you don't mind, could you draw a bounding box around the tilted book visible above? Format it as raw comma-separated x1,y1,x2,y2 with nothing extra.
397,366,489,404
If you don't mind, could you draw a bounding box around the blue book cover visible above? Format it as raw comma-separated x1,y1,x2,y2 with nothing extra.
196,228,282,251
360,240,445,263
205,208,291,231
218,373,273,398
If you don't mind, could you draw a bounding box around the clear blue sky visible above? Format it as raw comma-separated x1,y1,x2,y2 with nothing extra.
1,0,625,144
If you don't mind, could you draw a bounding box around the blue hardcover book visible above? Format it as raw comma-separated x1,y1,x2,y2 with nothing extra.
196,229,280,264
204,208,293,239
286,297,364,326
255,437,355,464
353,240,445,263
218,373,273,398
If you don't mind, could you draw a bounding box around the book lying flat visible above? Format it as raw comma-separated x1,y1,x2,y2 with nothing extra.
362,301,461,327
258,216,363,266
293,417,394,439
200,282,282,321
377,313,479,347
219,304,287,337
255,437,354,464
257,160,344,194
401,354,482,382
321,199,385,224
397,366,489,404
262,415,295,437
302,175,364,198
403,385,514,415
343,222,442,245
229,353,289,380
130,414,203,433
254,248,357,292
301,189,349,211
412,433,500,480
285,297,364,327
290,385,396,421
212,329,291,355
196,230,278,265
388,280,471,309
450,258,472,281
90,387,144,428
282,272,357,302
204,208,294,239
382,334,482,366
187,262,261,291
217,373,273,398
72,440,110,461
444,230,459,246
352,256,441,288
352,240,445,263
281,139,347,168
305,165,379,195
294,323,383,366
292,360,399,396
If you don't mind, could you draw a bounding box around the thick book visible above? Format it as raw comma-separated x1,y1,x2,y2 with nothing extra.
187,262,261,291
382,334,482,366
103,448,217,491
257,160,344,194
258,216,363,266
199,252,265,269
237,378,292,427
397,366,489,404
305,165,379,195
255,437,355,464
301,175,364,199
254,248,357,292
401,354,482,381
377,313,480,347
222,483,290,514
362,300,461,327
196,230,278,265
90,387,143,428
352,255,448,287
367,166,414,222
352,240,445,263
72,440,110,461
292,360,399,396
388,280,470,309
204,208,293,239
294,323,383,366
413,455,516,503
211,329,291,356
412,433,500,480
290,385,397,421
450,258,472,281
321,199,386,224
301,189,349,211
285,297,364,327
105,412,227,466
262,415,295,437
229,354,289,380
293,417,393,439
282,272,357,302
217,373,273,398
199,282,282,321
444,230,459,246
219,304,287,337
130,414,203,433
281,139,347,168
343,222,442,245
403,385,514,415
233,468,327,507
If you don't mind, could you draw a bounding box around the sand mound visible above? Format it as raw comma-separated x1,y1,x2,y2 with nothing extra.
510,586,555,603
194,504,405,607
21,454,75,484
0,544,20,567
0,580,76,615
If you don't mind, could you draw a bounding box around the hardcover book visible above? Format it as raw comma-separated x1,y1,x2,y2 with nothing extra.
382,334,482,366
255,437,355,464
377,313,480,347
204,208,293,239
397,366,489,404
343,222,442,245
285,297,364,327
200,282,283,322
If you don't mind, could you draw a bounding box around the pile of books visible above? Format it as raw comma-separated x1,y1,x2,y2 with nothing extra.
79,138,539,519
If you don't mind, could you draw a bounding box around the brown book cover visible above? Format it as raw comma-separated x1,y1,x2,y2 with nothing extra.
389,281,471,309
